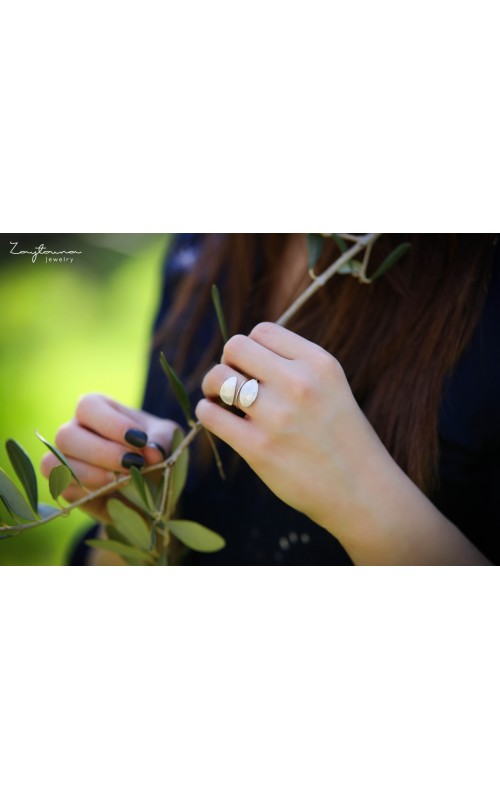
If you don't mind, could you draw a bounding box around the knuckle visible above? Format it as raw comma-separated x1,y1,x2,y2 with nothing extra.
54,421,73,450
203,364,225,395
312,349,343,380
223,334,246,362
75,392,102,420
195,398,213,425
290,372,314,403
250,321,274,340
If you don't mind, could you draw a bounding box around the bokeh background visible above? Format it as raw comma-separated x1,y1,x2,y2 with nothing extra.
0,233,171,564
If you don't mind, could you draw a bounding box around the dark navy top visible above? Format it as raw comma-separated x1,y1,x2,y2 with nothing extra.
140,234,500,565
72,235,500,565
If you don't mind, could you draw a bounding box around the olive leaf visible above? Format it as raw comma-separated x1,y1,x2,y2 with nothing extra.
49,464,73,501
0,468,38,521
167,520,225,552
369,242,411,281
5,439,38,513
330,233,348,253
211,284,229,344
35,431,83,487
170,429,189,510
0,496,16,526
307,234,325,274
144,472,163,506
118,482,151,514
129,465,156,513
338,258,363,276
105,524,132,546
159,353,194,426
107,498,151,550
85,538,155,564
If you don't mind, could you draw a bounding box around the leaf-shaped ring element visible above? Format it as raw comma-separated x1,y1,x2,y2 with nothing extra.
219,376,238,405
235,378,259,409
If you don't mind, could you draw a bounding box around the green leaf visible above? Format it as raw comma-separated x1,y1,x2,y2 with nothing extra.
107,498,151,550
105,524,130,546
35,431,83,487
369,242,411,281
6,439,38,513
0,468,37,521
144,473,163,506
211,284,229,344
330,233,348,253
0,496,16,526
168,520,225,553
49,464,73,500
170,429,189,509
338,258,363,276
159,353,193,426
85,538,155,565
307,234,324,272
130,465,156,513
119,482,152,514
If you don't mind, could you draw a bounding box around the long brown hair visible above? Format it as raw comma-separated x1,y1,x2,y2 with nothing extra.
156,234,497,495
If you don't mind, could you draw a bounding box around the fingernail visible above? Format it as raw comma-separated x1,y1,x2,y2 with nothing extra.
122,452,146,469
124,428,148,448
150,442,167,459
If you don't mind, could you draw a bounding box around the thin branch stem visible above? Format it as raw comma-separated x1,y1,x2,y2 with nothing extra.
276,233,381,327
155,467,171,522
0,421,202,535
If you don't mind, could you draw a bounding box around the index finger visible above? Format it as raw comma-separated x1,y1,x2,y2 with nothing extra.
249,321,326,360
75,393,148,449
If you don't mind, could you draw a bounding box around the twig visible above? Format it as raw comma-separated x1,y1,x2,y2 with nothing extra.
0,421,202,534
276,233,381,327
154,466,171,522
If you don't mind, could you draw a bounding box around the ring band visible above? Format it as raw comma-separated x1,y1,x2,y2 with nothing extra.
219,376,259,409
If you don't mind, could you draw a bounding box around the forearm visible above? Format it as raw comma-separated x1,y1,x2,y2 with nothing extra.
323,459,492,566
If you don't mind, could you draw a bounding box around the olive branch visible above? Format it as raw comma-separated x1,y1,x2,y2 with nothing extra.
0,233,409,564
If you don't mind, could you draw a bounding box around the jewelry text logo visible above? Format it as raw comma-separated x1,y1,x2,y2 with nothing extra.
9,242,83,264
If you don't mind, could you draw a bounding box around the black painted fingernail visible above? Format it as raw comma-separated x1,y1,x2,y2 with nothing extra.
124,428,148,448
151,442,167,459
122,452,146,469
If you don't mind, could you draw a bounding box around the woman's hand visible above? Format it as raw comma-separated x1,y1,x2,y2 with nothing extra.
40,394,178,523
196,323,490,565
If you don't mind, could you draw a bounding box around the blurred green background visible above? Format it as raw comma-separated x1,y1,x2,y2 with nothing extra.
0,233,171,565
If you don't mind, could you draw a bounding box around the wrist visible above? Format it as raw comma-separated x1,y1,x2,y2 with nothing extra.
319,453,489,565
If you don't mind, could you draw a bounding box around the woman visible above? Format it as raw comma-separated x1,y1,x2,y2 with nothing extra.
41,234,500,565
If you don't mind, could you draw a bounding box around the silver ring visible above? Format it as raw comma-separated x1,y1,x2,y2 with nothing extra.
219,376,259,409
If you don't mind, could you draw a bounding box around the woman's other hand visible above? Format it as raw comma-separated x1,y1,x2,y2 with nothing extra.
40,394,178,523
